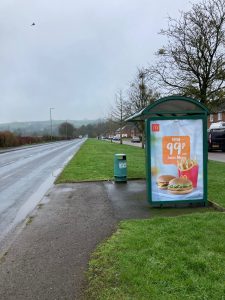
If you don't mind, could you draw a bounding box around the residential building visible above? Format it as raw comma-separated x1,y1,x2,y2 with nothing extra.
115,124,140,138
208,103,225,128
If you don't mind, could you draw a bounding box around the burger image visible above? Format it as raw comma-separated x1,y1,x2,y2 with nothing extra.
167,177,193,194
157,175,176,189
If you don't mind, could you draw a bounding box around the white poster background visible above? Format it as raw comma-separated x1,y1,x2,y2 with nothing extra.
150,119,204,202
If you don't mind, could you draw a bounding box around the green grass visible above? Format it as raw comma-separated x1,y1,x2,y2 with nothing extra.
208,160,225,208
86,212,225,300
56,139,145,183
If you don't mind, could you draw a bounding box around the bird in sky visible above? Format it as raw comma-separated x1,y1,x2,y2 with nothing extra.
31,22,35,26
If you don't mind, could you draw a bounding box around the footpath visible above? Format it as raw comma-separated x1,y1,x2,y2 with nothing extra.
0,181,149,299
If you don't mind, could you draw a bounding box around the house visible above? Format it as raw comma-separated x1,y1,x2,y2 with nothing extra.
115,124,140,138
208,103,225,128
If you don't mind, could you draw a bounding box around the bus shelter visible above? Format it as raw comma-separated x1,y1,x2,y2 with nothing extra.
127,96,209,207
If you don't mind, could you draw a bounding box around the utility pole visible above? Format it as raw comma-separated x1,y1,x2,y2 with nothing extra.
50,107,54,141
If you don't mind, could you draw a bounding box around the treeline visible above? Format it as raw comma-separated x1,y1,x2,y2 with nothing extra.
58,120,118,139
0,131,67,148
0,119,117,148
76,120,118,138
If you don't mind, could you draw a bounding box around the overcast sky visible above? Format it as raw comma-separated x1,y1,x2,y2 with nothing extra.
0,0,198,123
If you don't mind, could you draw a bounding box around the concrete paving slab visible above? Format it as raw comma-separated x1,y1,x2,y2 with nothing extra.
104,180,150,220
105,180,213,219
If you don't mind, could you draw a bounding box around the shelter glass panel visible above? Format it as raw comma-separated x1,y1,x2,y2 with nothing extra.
149,119,204,202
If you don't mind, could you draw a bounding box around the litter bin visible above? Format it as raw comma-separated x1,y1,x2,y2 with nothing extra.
114,153,127,182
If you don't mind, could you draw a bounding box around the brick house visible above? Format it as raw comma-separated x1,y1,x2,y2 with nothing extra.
208,103,225,128
115,124,140,138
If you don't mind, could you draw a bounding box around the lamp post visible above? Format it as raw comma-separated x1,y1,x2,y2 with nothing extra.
66,120,68,139
50,107,54,141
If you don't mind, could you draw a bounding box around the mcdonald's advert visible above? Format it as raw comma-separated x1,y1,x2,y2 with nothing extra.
150,119,204,202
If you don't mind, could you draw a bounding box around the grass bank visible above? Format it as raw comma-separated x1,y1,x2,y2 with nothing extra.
56,139,145,183
86,212,225,300
208,160,225,208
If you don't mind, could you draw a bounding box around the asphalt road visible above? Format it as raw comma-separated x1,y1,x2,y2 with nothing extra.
0,139,85,243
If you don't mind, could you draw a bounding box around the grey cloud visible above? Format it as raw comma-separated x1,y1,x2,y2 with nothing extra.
0,0,198,123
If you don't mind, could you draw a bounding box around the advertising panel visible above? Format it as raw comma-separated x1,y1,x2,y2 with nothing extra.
150,119,204,202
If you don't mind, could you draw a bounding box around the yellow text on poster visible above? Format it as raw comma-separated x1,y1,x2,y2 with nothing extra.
162,136,190,164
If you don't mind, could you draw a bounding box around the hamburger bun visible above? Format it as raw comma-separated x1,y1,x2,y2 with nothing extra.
157,175,176,189
167,177,193,194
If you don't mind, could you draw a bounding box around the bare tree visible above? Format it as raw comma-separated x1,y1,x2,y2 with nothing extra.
126,68,160,148
111,90,127,144
149,0,225,109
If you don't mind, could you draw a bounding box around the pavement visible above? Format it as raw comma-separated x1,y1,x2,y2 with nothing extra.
0,180,213,300
208,151,225,162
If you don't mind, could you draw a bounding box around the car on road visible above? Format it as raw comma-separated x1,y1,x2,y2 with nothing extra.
208,128,225,151
131,136,141,143
112,136,120,141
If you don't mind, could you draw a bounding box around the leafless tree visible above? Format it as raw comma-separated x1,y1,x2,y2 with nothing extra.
149,0,225,109
126,68,160,148
111,90,127,144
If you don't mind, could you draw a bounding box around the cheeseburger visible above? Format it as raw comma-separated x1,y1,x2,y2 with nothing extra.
168,177,193,194
157,175,176,189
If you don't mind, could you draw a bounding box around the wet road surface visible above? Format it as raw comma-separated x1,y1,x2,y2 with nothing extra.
0,139,85,243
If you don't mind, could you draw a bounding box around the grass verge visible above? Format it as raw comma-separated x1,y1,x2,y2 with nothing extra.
208,160,225,208
86,212,225,300
56,139,145,183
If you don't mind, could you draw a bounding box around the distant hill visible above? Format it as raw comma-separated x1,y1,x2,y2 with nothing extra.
0,119,102,136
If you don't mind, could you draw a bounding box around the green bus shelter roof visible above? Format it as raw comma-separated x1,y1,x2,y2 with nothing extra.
126,96,209,121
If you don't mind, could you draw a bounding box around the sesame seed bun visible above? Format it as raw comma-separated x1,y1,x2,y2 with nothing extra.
157,175,176,189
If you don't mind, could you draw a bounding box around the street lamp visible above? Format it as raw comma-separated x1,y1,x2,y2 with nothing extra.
50,107,54,141
66,120,68,139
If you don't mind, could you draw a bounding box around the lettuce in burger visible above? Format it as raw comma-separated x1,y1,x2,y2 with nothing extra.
168,177,193,194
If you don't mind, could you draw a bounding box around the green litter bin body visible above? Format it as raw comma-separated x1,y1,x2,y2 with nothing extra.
114,153,127,182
